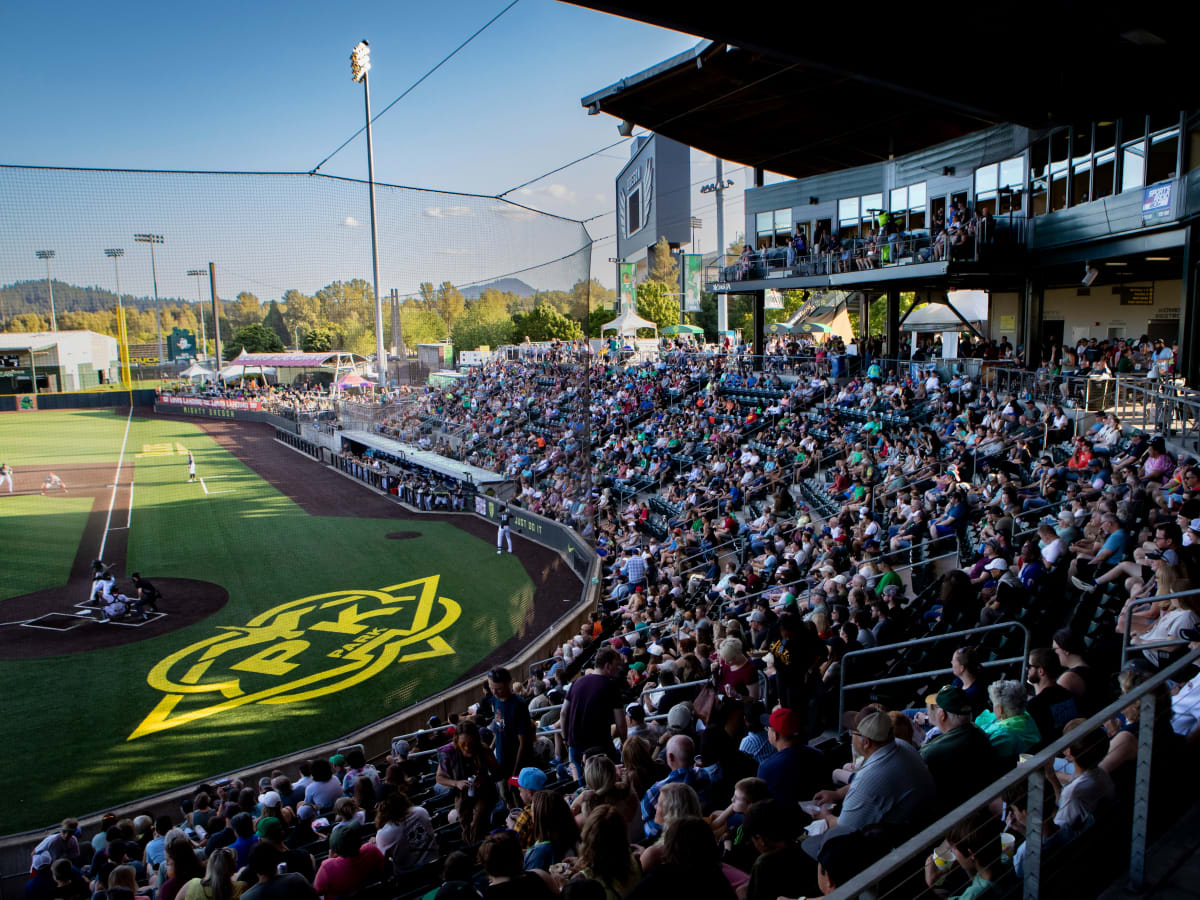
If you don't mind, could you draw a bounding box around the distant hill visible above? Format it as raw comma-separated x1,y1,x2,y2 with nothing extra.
0,279,169,316
461,278,536,300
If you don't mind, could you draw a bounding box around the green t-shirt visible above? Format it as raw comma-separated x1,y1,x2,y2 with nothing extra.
954,873,1002,899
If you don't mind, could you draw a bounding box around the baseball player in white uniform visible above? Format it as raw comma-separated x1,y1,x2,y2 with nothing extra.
497,507,513,554
0,463,12,493
187,451,197,483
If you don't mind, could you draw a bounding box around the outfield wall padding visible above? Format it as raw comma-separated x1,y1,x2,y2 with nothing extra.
0,389,156,412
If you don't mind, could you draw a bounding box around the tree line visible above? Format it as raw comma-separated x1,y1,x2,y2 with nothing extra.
0,233,813,360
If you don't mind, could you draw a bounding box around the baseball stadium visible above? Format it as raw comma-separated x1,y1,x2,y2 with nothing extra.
3,3,1200,900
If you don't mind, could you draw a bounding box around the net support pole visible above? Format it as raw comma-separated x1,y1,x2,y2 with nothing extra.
208,263,222,369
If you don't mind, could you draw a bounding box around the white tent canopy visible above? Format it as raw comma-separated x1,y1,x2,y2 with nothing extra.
902,291,989,334
601,306,658,338
180,363,216,380
219,364,276,381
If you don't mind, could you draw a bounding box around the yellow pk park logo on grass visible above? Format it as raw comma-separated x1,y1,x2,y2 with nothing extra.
129,576,460,740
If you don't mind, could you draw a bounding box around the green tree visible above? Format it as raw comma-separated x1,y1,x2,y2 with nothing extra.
262,300,290,346
588,305,615,338
224,322,284,360
431,282,466,334
5,313,48,332
648,235,679,286
636,281,681,332
452,289,513,352
400,307,449,346
511,305,582,342
302,326,335,352
226,292,262,332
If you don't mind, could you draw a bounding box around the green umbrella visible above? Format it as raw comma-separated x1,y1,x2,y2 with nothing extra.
661,323,705,336
795,323,832,333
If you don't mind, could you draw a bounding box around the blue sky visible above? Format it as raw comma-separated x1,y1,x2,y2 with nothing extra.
0,1,754,296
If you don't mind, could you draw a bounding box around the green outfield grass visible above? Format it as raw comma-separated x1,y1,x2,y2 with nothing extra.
0,410,534,833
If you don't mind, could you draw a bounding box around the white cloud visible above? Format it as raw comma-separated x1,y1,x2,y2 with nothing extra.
516,183,577,204
342,216,360,228
424,205,474,218
491,203,538,221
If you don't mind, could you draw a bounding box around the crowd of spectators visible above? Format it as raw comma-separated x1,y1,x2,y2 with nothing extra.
37,340,1200,899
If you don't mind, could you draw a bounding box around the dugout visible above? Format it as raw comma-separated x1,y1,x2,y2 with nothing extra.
339,429,511,495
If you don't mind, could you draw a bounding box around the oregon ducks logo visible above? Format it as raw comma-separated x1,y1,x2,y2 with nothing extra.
129,576,460,740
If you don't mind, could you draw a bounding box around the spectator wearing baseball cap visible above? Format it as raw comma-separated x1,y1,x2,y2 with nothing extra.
919,686,1002,816
803,709,935,858
506,767,547,849
756,708,823,808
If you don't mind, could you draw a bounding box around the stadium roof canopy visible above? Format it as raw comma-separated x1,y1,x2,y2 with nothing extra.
229,350,365,369
573,4,1187,179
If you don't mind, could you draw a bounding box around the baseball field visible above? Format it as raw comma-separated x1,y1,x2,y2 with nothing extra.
0,408,576,834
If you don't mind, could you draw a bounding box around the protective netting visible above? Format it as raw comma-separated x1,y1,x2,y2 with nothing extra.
0,165,593,353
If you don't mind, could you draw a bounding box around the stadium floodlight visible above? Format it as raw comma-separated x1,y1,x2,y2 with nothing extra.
187,269,209,360
105,249,130,387
35,249,57,332
135,233,165,366
350,40,370,82
349,39,387,387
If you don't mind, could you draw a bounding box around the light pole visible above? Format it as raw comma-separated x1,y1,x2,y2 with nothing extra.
187,269,208,360
34,250,57,331
350,40,387,389
135,233,165,367
105,249,131,387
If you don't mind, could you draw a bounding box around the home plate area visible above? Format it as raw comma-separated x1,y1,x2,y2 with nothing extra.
70,594,168,627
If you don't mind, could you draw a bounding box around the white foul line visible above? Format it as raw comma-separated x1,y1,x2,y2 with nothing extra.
126,481,134,529
98,407,133,560
199,477,234,496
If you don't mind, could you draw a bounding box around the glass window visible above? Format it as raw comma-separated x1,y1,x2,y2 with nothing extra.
1147,129,1179,184
756,211,774,250
1049,130,1069,211
774,208,792,247
1030,139,1049,215
1093,150,1116,199
1190,125,1200,174
975,163,998,199
999,156,1024,190
627,189,641,234
908,182,926,229
890,187,908,212
1124,115,1146,143
838,197,859,222
861,193,883,224
1121,141,1145,192
1095,122,1117,156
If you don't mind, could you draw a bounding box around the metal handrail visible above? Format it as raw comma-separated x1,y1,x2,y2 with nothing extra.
827,644,1200,899
837,620,1031,729
1119,587,1200,667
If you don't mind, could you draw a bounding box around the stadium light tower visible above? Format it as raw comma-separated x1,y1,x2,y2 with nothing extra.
34,250,57,332
187,269,208,361
350,39,387,389
105,249,131,387
134,233,165,368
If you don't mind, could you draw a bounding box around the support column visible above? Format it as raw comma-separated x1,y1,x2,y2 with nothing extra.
1178,226,1199,387
886,287,901,364
752,290,766,369
1021,277,1044,370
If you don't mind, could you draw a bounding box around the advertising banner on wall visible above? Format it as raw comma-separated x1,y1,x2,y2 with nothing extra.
764,289,784,310
619,262,636,312
683,254,703,312
1142,182,1173,225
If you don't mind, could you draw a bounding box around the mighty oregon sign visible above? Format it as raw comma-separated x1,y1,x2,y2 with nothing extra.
130,576,460,740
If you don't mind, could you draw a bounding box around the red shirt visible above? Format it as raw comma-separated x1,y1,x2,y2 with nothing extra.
313,843,384,899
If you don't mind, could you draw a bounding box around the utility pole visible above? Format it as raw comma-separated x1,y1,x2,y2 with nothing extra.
715,160,728,334
208,263,222,366
134,234,165,365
